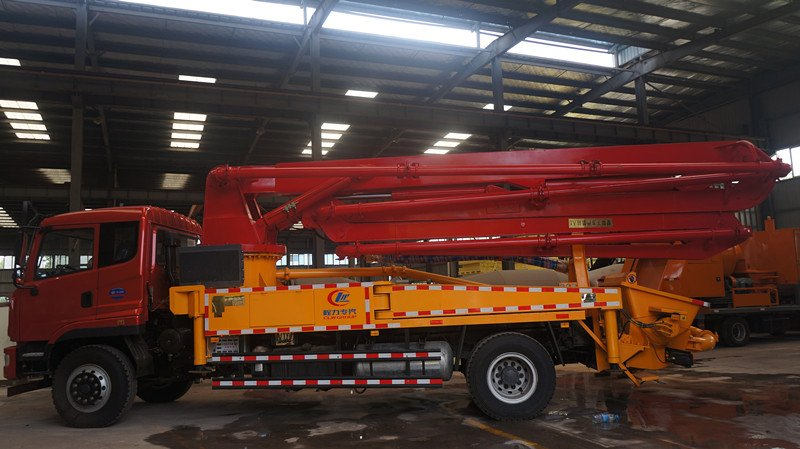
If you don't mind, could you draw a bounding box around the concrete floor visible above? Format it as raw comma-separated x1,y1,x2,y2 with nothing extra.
1,334,799,449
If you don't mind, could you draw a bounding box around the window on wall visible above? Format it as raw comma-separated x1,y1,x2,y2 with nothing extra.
773,147,800,180
288,253,313,267
0,255,15,269
324,254,355,266
736,207,761,231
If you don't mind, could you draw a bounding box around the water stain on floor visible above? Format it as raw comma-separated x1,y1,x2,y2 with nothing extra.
146,360,800,449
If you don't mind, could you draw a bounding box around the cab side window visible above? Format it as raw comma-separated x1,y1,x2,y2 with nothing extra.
98,222,139,268
35,228,94,279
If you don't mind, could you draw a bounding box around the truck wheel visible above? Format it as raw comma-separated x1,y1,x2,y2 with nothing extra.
466,332,556,421
137,378,193,403
720,317,750,347
52,345,137,428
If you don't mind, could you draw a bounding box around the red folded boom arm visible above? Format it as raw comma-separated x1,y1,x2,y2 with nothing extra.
201,140,790,259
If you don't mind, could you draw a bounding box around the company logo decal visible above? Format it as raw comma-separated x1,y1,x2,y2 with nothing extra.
109,287,126,300
327,289,351,307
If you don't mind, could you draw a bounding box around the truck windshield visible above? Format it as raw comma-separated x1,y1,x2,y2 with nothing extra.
35,228,94,279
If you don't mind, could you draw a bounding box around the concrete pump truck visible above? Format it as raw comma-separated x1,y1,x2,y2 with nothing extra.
4,140,789,427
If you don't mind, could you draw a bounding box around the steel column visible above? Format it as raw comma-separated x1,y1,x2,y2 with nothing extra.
69,95,84,211
635,76,649,126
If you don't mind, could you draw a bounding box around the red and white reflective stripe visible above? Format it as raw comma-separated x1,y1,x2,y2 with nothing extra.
209,351,441,362
391,285,618,294
206,282,375,294
213,378,442,387
691,299,711,308
206,322,401,336
365,287,371,324
392,301,621,318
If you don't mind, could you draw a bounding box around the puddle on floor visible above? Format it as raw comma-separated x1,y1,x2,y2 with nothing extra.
146,369,800,449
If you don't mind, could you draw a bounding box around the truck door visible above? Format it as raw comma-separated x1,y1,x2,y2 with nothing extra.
96,221,144,320
18,226,98,342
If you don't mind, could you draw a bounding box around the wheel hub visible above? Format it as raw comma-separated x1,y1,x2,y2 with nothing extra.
66,364,111,413
501,366,521,386
486,352,538,404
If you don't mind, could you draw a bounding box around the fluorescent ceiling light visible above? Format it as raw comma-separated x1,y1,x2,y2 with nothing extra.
178,74,217,84
174,112,207,122
321,122,350,131
10,122,46,131
0,100,38,110
5,111,42,121
321,132,343,140
443,132,471,140
173,123,204,131
117,0,311,25
0,58,21,66
424,148,450,155
433,140,460,148
38,168,70,184
345,89,378,98
0,207,17,228
15,132,50,140
302,148,330,155
162,173,191,189
483,103,512,111
171,132,202,140
170,141,200,149
307,141,336,148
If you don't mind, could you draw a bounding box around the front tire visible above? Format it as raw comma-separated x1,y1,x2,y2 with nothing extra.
52,345,137,428
137,378,193,403
466,332,556,421
719,317,750,347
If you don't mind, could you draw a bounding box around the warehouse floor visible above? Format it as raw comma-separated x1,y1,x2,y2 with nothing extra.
2,334,799,449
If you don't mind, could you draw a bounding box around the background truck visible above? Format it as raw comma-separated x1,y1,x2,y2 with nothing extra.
4,140,788,427
615,217,800,347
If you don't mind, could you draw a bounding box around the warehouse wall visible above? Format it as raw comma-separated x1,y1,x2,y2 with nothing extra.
768,177,800,228
761,81,800,150
670,98,752,138
669,77,800,152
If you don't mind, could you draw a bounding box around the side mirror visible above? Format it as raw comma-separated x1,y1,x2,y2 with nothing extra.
12,267,37,295
12,267,23,288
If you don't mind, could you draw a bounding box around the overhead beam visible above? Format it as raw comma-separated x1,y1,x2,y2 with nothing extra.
15,0,788,81
426,0,580,103
0,185,204,203
553,1,800,116
276,0,337,89
0,67,762,146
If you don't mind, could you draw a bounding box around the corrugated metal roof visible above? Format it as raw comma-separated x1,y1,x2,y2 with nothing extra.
0,0,798,220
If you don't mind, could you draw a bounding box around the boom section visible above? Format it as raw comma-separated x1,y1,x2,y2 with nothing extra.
202,140,790,259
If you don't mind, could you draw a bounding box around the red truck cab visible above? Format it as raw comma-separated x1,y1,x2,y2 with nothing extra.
5,206,200,427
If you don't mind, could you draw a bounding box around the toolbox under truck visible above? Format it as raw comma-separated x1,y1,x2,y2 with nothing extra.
5,140,788,427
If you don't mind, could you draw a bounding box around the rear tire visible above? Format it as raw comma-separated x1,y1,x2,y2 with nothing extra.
466,332,556,421
137,378,193,403
719,317,750,347
52,345,137,428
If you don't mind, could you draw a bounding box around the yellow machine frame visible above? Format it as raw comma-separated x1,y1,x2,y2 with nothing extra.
171,246,716,386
